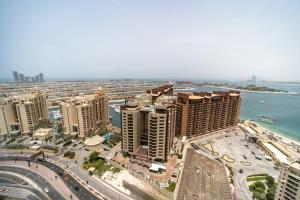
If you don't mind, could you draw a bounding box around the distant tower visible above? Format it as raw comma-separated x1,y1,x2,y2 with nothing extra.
12,71,19,82
19,74,24,82
252,75,256,83
35,75,39,82
39,73,44,82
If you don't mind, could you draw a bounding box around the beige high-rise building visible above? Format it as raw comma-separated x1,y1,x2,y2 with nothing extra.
275,161,300,200
176,91,241,138
0,99,18,141
15,92,48,134
60,89,109,139
121,85,176,162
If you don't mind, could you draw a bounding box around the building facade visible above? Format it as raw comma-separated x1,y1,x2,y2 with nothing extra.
275,161,300,200
0,99,19,141
16,92,48,134
60,89,109,138
0,91,48,139
176,91,241,138
121,86,176,162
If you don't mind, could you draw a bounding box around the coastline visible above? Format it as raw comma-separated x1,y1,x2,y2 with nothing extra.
251,121,300,146
201,85,296,95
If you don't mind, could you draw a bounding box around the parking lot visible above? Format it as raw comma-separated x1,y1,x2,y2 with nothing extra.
193,126,280,200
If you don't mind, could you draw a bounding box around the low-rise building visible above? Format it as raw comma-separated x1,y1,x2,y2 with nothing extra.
33,128,53,140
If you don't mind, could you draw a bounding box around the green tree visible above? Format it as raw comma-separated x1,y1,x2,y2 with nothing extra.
266,175,275,187
89,151,99,162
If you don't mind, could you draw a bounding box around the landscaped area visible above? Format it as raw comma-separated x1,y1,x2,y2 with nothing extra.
248,174,277,200
83,151,121,176
241,161,251,166
202,142,219,155
221,154,235,163
165,181,176,192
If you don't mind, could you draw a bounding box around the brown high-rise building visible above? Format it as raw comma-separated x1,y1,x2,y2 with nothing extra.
176,91,241,138
121,85,176,162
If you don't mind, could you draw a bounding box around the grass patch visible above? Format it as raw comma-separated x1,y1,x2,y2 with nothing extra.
83,151,121,176
165,181,176,192
246,176,266,182
83,159,111,176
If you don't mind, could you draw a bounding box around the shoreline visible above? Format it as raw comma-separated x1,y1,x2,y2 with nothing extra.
201,85,296,95
250,121,300,146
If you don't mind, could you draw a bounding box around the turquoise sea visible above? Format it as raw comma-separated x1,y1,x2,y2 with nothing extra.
109,81,300,142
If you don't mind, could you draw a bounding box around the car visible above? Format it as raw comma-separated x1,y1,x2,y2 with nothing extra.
73,144,78,147
243,154,247,159
74,185,79,191
239,169,244,173
58,172,63,176
85,148,90,151
44,188,49,193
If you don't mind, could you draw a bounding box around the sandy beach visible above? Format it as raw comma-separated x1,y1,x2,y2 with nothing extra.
247,121,300,147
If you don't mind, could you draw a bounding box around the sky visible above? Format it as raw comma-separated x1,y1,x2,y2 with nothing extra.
0,0,300,81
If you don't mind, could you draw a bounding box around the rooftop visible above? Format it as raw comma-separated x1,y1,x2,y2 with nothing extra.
176,148,233,200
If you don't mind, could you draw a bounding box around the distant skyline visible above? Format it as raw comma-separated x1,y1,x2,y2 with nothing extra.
1,0,300,81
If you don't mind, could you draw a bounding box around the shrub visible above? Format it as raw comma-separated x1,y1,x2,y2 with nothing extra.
64,151,75,159
89,151,99,162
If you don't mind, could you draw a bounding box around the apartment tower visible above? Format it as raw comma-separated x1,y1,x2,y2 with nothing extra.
0,99,18,141
275,161,300,200
16,92,48,134
121,85,176,162
176,91,241,137
60,88,109,138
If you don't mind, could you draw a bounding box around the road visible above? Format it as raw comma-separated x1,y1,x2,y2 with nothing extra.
50,143,132,200
37,159,103,200
0,165,64,200
0,149,132,200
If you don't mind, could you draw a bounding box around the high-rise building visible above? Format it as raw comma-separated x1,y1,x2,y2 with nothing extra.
252,75,257,83
39,73,44,82
121,85,176,162
19,73,24,82
35,75,40,82
12,71,19,82
0,91,48,138
12,71,45,82
176,91,241,138
15,92,48,134
0,99,19,141
60,88,109,138
275,161,300,200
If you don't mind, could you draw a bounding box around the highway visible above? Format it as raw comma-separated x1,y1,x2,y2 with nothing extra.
0,152,132,200
0,165,64,200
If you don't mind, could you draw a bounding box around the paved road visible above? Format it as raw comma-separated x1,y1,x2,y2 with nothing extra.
36,159,102,200
0,165,64,200
0,185,44,200
50,145,132,200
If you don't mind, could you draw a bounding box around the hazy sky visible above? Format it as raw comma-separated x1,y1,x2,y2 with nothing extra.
1,0,300,81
